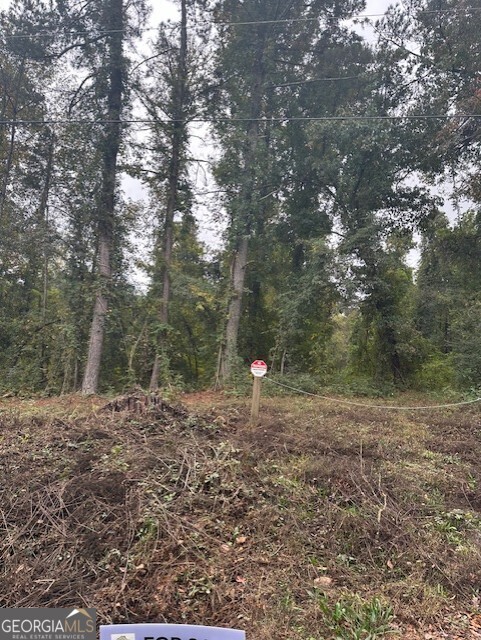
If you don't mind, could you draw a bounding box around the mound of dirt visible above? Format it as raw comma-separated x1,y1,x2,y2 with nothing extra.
0,398,251,625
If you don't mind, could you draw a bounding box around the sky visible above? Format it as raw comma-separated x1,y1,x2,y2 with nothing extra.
0,0,181,20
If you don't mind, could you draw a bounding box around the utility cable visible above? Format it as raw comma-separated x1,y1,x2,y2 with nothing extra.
3,6,481,39
263,377,481,411
211,7,481,26
1,114,481,126
273,75,364,87
4,29,129,39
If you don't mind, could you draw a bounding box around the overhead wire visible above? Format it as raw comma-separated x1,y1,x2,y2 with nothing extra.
4,28,132,39
1,114,481,126
210,6,481,26
2,6,481,39
1,7,479,130
0,7,473,98
1,6,474,95
274,75,365,87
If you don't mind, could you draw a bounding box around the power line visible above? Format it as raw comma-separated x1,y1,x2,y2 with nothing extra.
274,75,364,87
3,6,481,39
212,7,481,26
4,28,132,39
1,114,481,126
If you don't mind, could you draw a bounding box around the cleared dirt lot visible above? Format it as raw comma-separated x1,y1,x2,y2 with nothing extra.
0,391,480,638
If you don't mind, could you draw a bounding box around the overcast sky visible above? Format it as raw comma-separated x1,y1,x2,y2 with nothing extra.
0,0,181,21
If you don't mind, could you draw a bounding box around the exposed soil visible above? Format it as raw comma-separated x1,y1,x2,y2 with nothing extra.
0,392,480,639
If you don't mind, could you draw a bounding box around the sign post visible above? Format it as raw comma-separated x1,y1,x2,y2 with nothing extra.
250,360,267,426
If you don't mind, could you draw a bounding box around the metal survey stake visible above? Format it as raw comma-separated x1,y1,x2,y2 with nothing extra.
250,360,267,425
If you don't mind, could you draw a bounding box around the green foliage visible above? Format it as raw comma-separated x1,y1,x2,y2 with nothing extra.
331,377,396,399
349,257,427,387
3,0,481,396
323,313,354,378
413,353,455,391
269,238,339,377
262,373,325,397
424,510,481,549
310,593,396,640
451,299,481,388
415,212,481,389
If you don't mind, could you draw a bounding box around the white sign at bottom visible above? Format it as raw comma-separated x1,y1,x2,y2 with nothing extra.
100,624,245,640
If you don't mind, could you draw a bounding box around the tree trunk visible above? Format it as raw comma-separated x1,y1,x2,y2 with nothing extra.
82,239,111,394
82,0,123,395
217,30,266,383
149,0,188,392
38,134,55,385
280,349,287,375
218,236,249,381
0,58,24,221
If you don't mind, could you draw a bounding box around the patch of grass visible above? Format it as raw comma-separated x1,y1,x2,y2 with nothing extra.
425,509,481,549
312,592,397,639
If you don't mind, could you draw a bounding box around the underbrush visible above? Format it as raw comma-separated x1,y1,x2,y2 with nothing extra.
0,394,480,639
248,372,472,401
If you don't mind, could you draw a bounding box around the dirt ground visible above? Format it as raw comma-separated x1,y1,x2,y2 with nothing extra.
0,390,480,639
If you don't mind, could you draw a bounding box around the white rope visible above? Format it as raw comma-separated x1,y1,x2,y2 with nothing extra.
263,377,481,411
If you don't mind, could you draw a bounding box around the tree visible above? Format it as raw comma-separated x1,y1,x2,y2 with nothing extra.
0,2,63,391
379,0,481,203
369,0,481,387
415,210,481,387
314,118,431,384
79,0,125,394
213,0,366,384
134,0,195,391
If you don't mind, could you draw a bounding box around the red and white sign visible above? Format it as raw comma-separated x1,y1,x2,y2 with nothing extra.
250,360,268,377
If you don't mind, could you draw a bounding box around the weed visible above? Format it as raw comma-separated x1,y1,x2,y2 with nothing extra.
467,474,477,490
314,593,397,639
308,556,328,570
336,554,357,567
137,517,159,542
100,443,130,470
187,576,213,598
280,592,296,612
425,509,481,548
